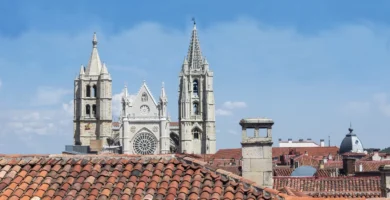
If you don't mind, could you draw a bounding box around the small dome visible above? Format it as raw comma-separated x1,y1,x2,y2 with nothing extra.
339,125,364,154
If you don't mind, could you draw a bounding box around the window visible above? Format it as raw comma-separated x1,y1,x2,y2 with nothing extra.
92,105,97,117
133,132,157,155
193,102,199,115
193,129,200,139
141,93,148,102
92,85,97,97
86,85,91,97
193,79,199,96
86,104,91,116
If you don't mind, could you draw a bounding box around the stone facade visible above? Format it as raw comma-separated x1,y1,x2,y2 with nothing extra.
178,22,216,154
73,23,217,155
120,82,172,155
73,33,113,147
240,118,274,188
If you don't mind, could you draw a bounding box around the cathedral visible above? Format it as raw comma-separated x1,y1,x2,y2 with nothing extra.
73,22,216,155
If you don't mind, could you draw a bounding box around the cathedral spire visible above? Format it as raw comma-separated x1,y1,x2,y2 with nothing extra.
85,32,103,75
79,64,85,75
100,62,109,74
123,84,128,98
160,82,167,102
187,19,203,71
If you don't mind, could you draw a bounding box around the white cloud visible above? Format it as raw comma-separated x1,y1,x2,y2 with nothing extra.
0,108,72,136
62,100,73,116
31,87,72,106
222,101,247,110
344,101,371,115
215,109,232,116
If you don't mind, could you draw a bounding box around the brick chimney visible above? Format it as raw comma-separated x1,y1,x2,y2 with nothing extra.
319,159,324,169
379,165,390,198
343,157,356,176
240,118,274,188
373,148,381,161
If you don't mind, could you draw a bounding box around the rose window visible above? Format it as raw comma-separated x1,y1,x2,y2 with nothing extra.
133,132,157,155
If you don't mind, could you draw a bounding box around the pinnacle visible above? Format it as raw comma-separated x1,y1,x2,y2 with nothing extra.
92,32,98,48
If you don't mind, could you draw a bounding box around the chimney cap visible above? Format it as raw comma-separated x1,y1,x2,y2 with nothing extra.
299,139,303,142
288,138,292,141
279,138,282,141
307,138,311,140
320,139,325,142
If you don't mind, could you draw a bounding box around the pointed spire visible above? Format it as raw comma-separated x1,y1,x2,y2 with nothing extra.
100,62,108,74
203,57,209,71
187,19,203,71
160,82,167,102
85,32,103,75
92,32,98,48
79,64,85,75
123,83,128,98
182,57,189,73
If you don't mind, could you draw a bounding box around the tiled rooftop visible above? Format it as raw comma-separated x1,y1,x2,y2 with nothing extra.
169,122,179,126
274,176,381,198
212,147,340,161
0,154,291,200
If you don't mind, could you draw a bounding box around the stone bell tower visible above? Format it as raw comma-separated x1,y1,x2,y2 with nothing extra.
240,118,274,188
178,20,216,154
73,32,112,147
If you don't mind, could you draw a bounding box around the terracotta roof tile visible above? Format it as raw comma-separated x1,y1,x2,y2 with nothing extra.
212,147,340,160
274,176,381,198
0,154,288,200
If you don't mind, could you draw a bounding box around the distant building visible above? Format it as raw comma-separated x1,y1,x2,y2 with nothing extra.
339,125,364,154
278,138,325,147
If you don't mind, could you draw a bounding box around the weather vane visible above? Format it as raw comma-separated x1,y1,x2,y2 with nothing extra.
192,17,196,25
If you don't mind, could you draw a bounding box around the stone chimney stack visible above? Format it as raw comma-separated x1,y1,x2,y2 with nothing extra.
319,159,325,169
240,118,274,188
320,139,325,147
343,157,356,176
379,165,390,198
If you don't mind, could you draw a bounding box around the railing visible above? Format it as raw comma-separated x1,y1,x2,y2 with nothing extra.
191,115,203,120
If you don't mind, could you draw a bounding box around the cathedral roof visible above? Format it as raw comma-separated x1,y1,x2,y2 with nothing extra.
85,32,103,76
0,154,295,200
134,81,158,106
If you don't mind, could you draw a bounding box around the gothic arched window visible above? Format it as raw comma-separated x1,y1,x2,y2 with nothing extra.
92,104,97,117
192,128,200,139
193,79,199,96
86,104,91,116
86,85,91,97
193,102,199,115
92,85,97,97
141,93,148,102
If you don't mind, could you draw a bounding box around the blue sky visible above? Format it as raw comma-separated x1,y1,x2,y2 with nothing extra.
1,1,390,154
